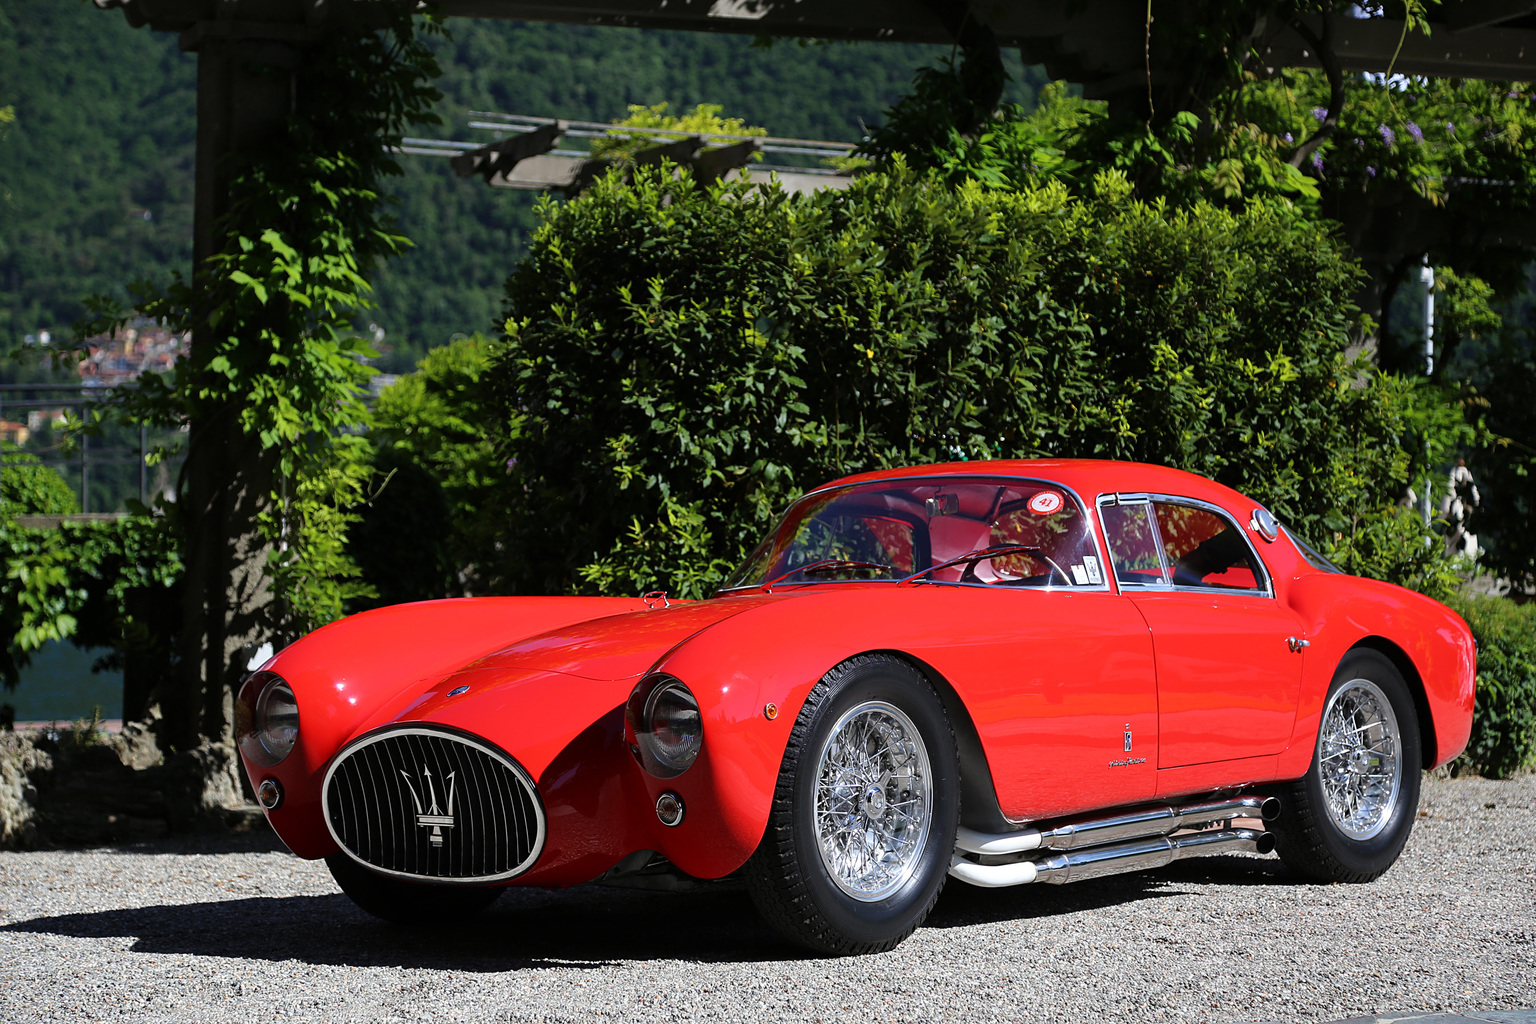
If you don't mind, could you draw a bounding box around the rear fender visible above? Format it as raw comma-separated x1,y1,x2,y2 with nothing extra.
1279,575,1474,775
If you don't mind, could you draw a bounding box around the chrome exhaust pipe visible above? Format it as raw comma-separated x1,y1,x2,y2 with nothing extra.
1033,827,1275,885
949,828,1274,889
955,795,1278,856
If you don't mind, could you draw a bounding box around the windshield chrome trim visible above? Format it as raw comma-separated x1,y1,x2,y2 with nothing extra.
716,474,1114,594
1096,492,1275,598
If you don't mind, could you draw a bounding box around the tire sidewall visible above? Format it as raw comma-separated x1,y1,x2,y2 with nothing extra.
1303,650,1422,875
784,657,960,947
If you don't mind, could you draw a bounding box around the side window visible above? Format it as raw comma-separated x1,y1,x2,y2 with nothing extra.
1152,502,1264,591
1100,502,1169,586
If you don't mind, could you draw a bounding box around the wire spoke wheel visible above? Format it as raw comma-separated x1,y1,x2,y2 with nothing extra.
745,653,958,954
1272,649,1421,884
813,700,932,901
1317,678,1402,840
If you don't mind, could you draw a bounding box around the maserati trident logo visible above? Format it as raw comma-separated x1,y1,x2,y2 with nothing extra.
401,766,456,847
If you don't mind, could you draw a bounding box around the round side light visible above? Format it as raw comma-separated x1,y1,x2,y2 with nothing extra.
256,778,284,810
656,791,685,827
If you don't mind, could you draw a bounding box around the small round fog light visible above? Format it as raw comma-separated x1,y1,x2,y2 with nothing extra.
656,791,685,827
257,777,284,810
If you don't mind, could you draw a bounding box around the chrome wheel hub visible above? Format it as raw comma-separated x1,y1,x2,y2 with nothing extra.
1317,678,1403,840
814,700,932,902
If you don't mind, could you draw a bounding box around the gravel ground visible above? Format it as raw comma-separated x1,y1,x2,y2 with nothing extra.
0,772,1531,1024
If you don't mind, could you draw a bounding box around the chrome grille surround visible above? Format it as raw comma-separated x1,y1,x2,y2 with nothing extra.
322,725,546,884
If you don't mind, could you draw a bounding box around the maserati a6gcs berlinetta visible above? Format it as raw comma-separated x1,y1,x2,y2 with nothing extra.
237,460,1475,954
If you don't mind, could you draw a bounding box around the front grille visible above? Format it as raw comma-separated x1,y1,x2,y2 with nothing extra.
322,726,545,883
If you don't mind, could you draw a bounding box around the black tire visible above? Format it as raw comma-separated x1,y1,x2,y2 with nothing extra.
1272,649,1422,883
745,653,960,955
325,853,504,926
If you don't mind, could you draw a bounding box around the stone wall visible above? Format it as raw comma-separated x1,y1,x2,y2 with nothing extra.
0,720,257,848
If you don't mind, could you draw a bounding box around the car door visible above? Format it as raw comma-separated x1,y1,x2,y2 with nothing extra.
899,483,1159,822
1098,494,1306,770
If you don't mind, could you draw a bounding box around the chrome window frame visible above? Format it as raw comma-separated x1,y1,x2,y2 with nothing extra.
1097,492,1274,598
717,474,1114,594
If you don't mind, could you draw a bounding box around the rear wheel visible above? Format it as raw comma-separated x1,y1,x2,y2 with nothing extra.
326,853,504,926
745,653,960,955
1272,649,1421,882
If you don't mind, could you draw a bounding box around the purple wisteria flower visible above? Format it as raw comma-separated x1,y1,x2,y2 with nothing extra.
1283,132,1294,143
1446,121,1456,133
506,457,518,469
1312,153,1325,173
1355,138,1366,148
1378,124,1395,146
1311,107,1329,121
1406,122,1423,142
1366,166,1377,177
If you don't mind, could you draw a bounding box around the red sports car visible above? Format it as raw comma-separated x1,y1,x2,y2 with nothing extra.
236,460,1475,954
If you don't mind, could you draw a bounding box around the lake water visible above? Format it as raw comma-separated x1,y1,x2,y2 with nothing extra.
4,640,123,722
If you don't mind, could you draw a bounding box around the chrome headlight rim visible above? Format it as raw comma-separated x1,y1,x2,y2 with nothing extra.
238,671,300,767
628,673,703,779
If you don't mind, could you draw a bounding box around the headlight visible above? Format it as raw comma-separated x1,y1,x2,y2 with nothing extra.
627,674,702,778
237,671,300,767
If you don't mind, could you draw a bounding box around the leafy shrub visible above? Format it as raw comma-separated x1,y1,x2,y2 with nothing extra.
491,162,1430,598
354,335,511,602
0,517,180,713
1,443,77,518
1447,595,1536,778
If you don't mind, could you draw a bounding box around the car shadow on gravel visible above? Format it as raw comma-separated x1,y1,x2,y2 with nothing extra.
3,855,1294,968
0,883,805,969
925,853,1289,931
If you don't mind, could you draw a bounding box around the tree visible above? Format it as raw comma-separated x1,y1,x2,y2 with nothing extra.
64,10,443,757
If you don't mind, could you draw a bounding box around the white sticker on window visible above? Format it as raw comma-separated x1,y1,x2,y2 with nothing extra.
1083,556,1103,585
1070,564,1089,585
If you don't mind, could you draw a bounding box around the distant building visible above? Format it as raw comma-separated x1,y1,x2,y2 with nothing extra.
77,321,190,385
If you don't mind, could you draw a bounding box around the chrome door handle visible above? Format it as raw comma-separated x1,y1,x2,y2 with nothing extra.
1286,636,1311,653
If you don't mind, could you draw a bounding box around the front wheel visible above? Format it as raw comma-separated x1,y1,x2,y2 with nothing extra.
1272,649,1422,882
326,853,504,926
745,653,960,955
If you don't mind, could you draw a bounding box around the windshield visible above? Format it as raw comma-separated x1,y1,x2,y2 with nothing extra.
720,476,1105,591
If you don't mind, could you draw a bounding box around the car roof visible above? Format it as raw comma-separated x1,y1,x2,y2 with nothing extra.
819,459,1265,515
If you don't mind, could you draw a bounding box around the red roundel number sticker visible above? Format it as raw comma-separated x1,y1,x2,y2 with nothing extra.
1027,491,1065,515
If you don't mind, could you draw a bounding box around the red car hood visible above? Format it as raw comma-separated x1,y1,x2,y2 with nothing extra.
456,597,765,681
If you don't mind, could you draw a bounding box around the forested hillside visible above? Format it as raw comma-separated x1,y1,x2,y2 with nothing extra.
0,0,1044,372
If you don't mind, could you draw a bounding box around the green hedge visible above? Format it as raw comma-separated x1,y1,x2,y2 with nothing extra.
1447,595,1536,778
490,164,1437,598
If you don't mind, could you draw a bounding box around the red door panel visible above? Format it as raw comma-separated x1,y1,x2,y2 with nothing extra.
1123,591,1304,768
905,589,1158,822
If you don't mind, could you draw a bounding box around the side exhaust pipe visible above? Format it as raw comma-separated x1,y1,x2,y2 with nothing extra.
948,794,1280,889
949,828,1275,889
955,795,1279,857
